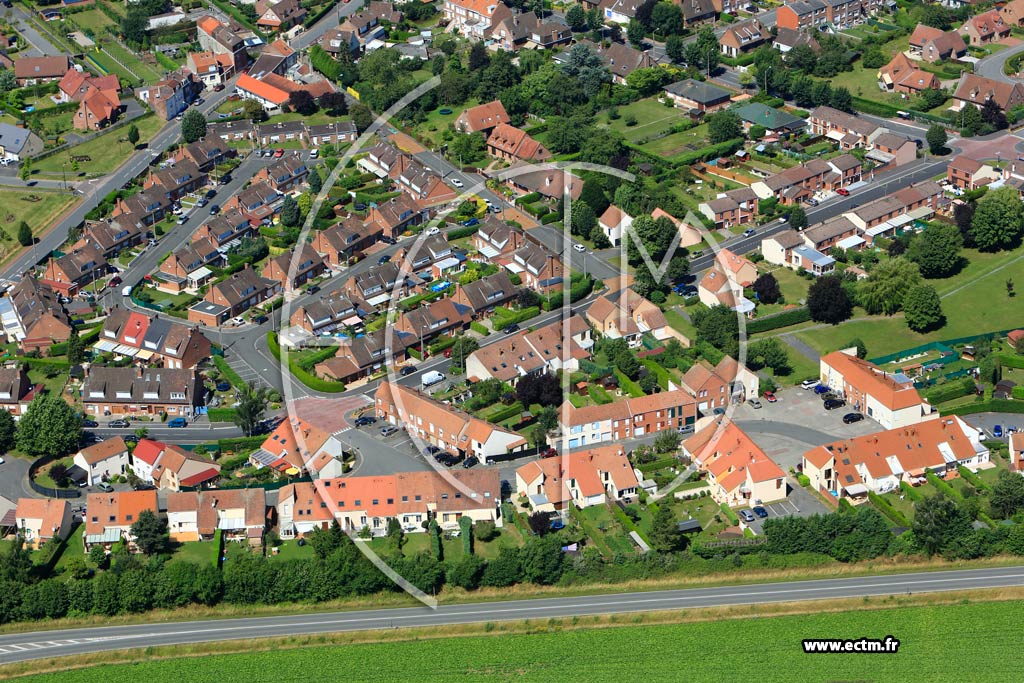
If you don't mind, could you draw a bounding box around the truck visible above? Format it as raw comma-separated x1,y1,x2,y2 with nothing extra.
421,371,446,388
121,285,133,297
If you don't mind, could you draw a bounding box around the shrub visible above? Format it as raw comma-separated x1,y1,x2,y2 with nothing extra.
867,492,909,526
746,307,811,334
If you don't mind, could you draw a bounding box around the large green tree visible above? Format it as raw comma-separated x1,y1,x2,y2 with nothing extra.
648,505,686,553
971,186,1024,251
231,381,271,436
907,223,963,278
857,258,922,315
180,109,207,144
912,494,972,556
990,470,1024,518
0,410,14,453
706,111,741,145
903,285,944,332
807,274,852,324
15,394,82,457
926,124,947,154
129,509,169,555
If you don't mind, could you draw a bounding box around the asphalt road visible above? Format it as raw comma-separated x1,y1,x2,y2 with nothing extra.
0,565,1021,664
9,6,63,57
975,41,1024,83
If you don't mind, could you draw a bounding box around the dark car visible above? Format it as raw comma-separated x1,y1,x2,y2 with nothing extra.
462,456,479,468
461,217,479,227
380,235,396,245
216,381,231,392
503,323,520,335
842,412,864,424
813,384,830,395
133,483,157,491
205,189,217,200
354,416,377,427
425,445,442,456
253,315,269,324
108,419,130,428
219,174,232,185
109,275,122,287
378,255,391,265
306,285,320,295
168,417,187,428
208,204,220,215
752,505,768,519
82,419,98,428
540,447,557,459
824,398,846,410
400,366,416,376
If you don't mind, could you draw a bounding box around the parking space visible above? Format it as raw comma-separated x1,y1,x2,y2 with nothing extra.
742,478,831,534
963,414,1023,442
734,386,883,440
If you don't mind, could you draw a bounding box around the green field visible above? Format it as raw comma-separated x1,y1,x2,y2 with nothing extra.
71,9,116,33
0,189,77,247
17,600,1023,682
98,41,163,83
601,96,681,144
34,113,166,177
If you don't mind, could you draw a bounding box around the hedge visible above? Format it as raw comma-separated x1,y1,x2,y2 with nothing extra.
837,498,854,513
924,376,976,405
470,321,488,335
957,465,989,492
1014,385,1024,400
516,192,541,205
491,306,539,328
217,435,266,454
667,137,744,167
445,224,478,240
266,332,347,393
428,335,457,355
868,492,909,526
213,529,224,569
610,503,648,544
944,399,1024,416
214,356,246,390
746,307,811,334
925,470,962,502
486,403,524,423
615,369,645,398
206,407,237,423
637,456,678,474
996,353,1024,369
719,503,740,525
899,481,923,502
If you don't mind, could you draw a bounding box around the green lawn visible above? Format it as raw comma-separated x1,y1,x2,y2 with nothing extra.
21,601,1024,682
577,504,637,556
637,123,710,159
34,114,166,177
601,96,681,144
72,8,116,32
98,41,163,84
29,366,68,398
794,247,1024,357
170,541,217,566
0,189,77,248
269,540,316,561
53,525,85,571
410,101,478,150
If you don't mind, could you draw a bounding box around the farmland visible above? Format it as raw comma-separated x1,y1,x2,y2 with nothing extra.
16,600,1023,682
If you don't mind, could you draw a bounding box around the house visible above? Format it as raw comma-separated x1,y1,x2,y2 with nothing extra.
486,123,551,163
207,120,255,143
698,263,755,314
276,482,334,538
130,438,221,491
473,217,524,263
73,437,130,486
664,79,732,114
877,53,941,95
175,137,234,173
315,327,416,383
819,348,938,430
76,219,143,259
262,244,327,290
312,218,380,267
393,297,473,342
652,208,703,248
776,0,828,32
680,357,754,412
683,419,787,506
699,187,759,230
562,40,658,85
734,102,806,136
188,265,280,326
720,19,768,57
3,277,71,353
961,9,1010,45
375,382,528,460
254,153,308,192
42,243,108,295
0,123,43,162
585,289,674,347
315,469,502,533
680,0,716,26
807,106,883,149
841,181,942,238
58,69,122,131
465,315,592,384
144,159,207,203
82,366,203,417
455,100,511,134
192,209,256,249
307,121,358,146
0,365,41,415
947,155,1001,190
196,15,248,71
186,50,235,88
157,237,224,293
97,306,212,369
319,27,360,57
867,133,918,168
505,240,563,293
224,180,281,219
908,23,966,62
254,120,307,147
1003,0,1024,26
367,195,431,239
557,388,698,449
15,498,72,547
452,271,517,315
289,291,367,336
83,490,159,551
773,26,821,53
516,445,639,511
251,413,343,477
597,0,643,25
751,154,862,205
256,0,307,32
504,165,583,201
236,73,335,114
13,55,70,85
714,248,757,286
341,261,412,303
803,416,988,502
953,73,1024,112
760,230,836,276
443,0,504,37
598,205,632,247
136,69,200,120
802,215,860,252
195,489,266,545
111,190,171,228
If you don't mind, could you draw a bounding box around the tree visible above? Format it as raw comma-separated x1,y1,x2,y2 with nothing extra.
685,27,719,75
448,131,486,164
627,19,646,46
707,111,741,144
692,305,739,357
954,200,975,248
569,201,596,238
242,99,267,123
845,338,868,359
959,100,984,135
903,285,944,332
16,222,31,247
0,411,14,453
990,470,1024,518
971,186,1024,251
926,124,947,155
15,394,82,457
180,109,206,144
912,493,972,556
907,223,962,278
748,337,792,374
665,34,686,64
120,10,149,46
231,381,270,436
1008,278,1016,298
516,372,562,406
625,67,670,97
446,554,485,590
468,41,489,70
861,46,887,69
748,122,765,139
787,205,808,231
287,90,317,116
126,124,140,148
308,168,323,195
520,535,564,584
49,463,69,488
535,405,558,435
447,336,479,374
319,91,348,117
527,511,551,536
280,195,301,228
981,98,1008,131
651,2,683,34
830,87,852,113
566,3,587,30
129,509,169,556
807,274,852,325
857,258,922,315
66,327,85,364
653,430,681,454
649,505,685,553
752,273,781,304
351,103,374,132
18,161,29,183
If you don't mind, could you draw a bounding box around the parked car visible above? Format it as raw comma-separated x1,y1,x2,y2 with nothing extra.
994,424,1004,438
573,244,586,252
426,226,440,236
677,424,695,435
205,189,217,200
274,148,285,158
108,419,130,428
806,198,819,207
801,379,819,390
109,275,122,286
82,419,98,428
836,188,850,196
813,384,830,395
219,174,232,185
742,228,756,238
400,366,416,376
213,83,224,92
177,215,189,225
748,398,762,409
738,509,756,523
196,198,208,208
824,398,846,410
462,456,479,468
503,323,519,335
168,417,188,428
354,416,377,427
752,506,768,518
209,204,220,215
378,255,391,265
539,447,557,459
133,483,156,491
380,425,399,437
253,315,269,324
306,285,320,295
380,235,396,245
309,149,319,159
763,391,777,403
97,482,114,492
842,412,864,424
461,217,479,227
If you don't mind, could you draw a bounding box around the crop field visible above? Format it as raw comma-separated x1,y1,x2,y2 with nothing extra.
17,600,1022,682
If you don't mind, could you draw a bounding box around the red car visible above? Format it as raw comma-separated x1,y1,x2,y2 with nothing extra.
540,447,558,459
763,391,777,403
274,148,285,158
444,347,452,358
836,188,850,196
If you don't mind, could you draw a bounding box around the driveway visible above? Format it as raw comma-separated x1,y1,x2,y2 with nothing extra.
340,424,431,477
962,413,1024,441
743,479,827,534
0,456,32,500
734,385,883,448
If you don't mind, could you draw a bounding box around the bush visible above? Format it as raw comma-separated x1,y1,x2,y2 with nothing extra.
899,481,923,502
213,356,245,389
958,465,989,491
719,503,739,525
867,492,909,526
470,321,488,335
746,308,811,334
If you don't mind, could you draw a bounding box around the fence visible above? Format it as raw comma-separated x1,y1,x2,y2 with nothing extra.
870,331,1018,366
29,111,155,164
28,454,83,499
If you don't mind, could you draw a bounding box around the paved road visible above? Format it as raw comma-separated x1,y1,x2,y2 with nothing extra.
87,424,245,442
0,565,1021,664
9,6,64,57
291,1,365,50
976,42,1024,83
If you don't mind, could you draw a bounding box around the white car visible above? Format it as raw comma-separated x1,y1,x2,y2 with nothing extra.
426,226,440,236
309,149,319,159
573,244,586,252
451,178,464,188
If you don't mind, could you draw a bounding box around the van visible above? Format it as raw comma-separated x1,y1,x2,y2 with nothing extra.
121,285,133,296
422,370,446,388
896,111,911,120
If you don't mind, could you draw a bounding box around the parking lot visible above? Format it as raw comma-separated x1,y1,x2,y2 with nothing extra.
740,480,828,534
734,385,882,440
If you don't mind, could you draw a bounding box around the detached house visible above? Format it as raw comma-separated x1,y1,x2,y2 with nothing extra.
878,53,941,95
256,0,307,32
58,69,122,131
454,100,511,134
598,205,632,247
186,50,235,88
486,123,551,163
664,79,732,114
953,74,1024,112
73,437,130,486
585,288,673,347
720,19,768,57
188,265,280,326
261,244,326,290
516,445,639,511
14,56,70,85
684,419,787,506
136,70,199,120
961,10,1010,45
947,155,1000,190
908,23,967,63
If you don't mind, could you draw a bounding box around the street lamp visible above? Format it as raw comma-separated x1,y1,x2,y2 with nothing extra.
763,66,772,96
